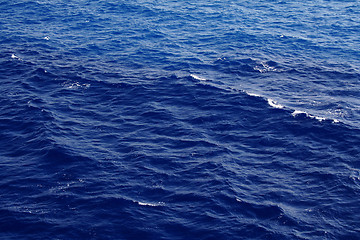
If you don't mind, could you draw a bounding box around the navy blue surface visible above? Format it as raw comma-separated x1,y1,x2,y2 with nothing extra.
1,0,360,239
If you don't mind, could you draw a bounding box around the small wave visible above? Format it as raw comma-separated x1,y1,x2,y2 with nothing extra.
243,91,341,124
189,75,343,125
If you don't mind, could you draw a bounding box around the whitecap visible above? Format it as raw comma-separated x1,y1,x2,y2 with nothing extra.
134,200,165,207
244,91,340,123
11,54,21,60
63,82,90,90
67,82,82,89
267,98,285,109
292,110,322,120
254,62,277,73
291,110,307,117
291,110,339,123
314,116,326,122
190,74,207,81
245,91,262,97
244,91,285,109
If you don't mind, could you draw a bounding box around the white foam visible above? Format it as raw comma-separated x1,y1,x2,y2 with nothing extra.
350,171,360,180
11,54,21,60
292,110,322,121
135,201,165,207
63,82,90,90
190,74,207,81
67,82,82,89
314,116,326,122
244,92,285,109
291,110,306,117
254,62,277,73
243,91,340,123
245,91,261,97
291,110,338,122
267,98,285,109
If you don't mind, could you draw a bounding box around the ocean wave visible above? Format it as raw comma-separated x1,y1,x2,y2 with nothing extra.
1,0,360,239
190,73,345,126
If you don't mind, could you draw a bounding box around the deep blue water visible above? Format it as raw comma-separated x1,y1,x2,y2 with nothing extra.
1,0,360,239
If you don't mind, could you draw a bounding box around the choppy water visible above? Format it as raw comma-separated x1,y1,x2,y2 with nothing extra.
1,0,360,239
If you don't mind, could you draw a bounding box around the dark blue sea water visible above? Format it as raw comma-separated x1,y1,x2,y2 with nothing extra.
1,0,360,239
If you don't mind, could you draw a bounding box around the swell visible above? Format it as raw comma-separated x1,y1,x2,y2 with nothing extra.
1,0,360,238
1,59,359,238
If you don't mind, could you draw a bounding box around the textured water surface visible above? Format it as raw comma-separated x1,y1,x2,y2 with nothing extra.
1,0,360,239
